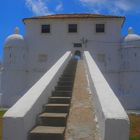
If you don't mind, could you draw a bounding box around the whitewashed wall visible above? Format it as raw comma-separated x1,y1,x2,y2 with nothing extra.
119,47,140,109
84,51,129,140
2,17,125,107
3,51,71,140
24,18,123,88
2,45,28,107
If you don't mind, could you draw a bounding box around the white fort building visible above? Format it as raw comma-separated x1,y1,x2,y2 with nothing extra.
2,14,140,109
1,13,139,140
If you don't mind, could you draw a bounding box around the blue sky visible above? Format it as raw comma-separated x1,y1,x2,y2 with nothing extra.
0,0,140,60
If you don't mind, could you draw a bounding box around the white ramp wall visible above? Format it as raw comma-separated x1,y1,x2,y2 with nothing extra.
84,51,129,140
3,51,71,140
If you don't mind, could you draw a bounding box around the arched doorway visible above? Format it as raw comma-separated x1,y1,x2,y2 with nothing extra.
73,50,81,60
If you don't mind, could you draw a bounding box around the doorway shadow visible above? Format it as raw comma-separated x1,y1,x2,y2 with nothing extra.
73,50,81,60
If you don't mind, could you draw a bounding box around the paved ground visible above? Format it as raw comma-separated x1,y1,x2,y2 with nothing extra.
65,60,100,140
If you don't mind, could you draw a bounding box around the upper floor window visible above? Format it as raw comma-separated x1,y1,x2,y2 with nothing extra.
68,24,77,33
96,24,105,33
41,24,50,33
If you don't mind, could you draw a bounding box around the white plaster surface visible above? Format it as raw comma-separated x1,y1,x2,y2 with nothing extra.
3,51,71,140
2,15,140,109
84,51,130,140
119,47,140,109
2,17,124,107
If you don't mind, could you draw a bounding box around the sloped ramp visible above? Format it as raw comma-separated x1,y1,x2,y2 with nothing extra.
65,60,100,140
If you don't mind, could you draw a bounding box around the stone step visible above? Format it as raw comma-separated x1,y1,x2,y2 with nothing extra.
44,104,70,113
60,77,74,81
39,113,67,126
60,73,75,79
29,126,65,140
65,65,76,67
68,61,77,64
62,72,75,75
65,64,76,66
59,77,75,82
55,86,73,91
61,74,75,77
66,66,76,68
63,69,76,72
49,97,71,104
66,63,76,65
66,67,75,69
52,90,72,97
59,79,73,83
64,67,76,69
57,81,73,86
64,66,76,69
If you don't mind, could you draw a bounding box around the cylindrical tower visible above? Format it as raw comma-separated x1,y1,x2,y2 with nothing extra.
119,27,140,109
2,27,28,107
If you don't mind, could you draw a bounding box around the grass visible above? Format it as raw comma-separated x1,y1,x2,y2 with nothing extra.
129,114,140,140
130,138,140,140
0,109,7,140
0,118,2,140
0,110,139,140
0,111,6,118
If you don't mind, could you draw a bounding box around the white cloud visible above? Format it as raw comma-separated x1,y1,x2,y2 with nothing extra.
115,1,131,11
79,0,140,14
80,0,106,3
25,0,51,15
55,2,63,12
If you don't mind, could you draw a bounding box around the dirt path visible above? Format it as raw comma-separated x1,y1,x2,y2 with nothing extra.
65,60,99,140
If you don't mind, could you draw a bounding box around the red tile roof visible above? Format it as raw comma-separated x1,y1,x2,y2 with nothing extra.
23,13,125,22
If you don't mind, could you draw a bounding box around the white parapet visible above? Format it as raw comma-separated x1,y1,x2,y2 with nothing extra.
3,51,71,140
84,51,129,140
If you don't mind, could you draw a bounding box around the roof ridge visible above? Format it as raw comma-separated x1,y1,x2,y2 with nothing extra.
23,13,125,23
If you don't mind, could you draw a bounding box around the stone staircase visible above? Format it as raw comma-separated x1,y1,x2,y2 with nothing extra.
29,59,77,140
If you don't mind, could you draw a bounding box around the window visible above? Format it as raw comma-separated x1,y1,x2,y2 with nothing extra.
96,24,105,33
74,43,82,48
68,24,77,33
41,24,50,33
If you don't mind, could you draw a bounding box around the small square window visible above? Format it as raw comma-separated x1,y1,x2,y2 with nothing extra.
68,24,77,33
74,43,82,48
41,24,50,33
96,24,105,33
